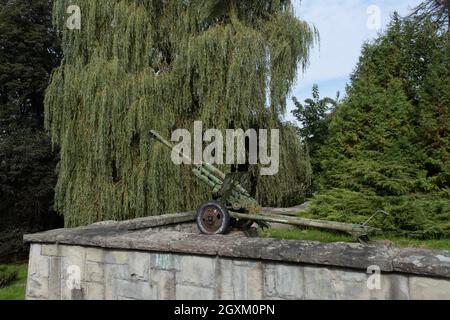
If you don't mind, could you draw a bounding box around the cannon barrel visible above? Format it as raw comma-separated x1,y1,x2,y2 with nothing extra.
150,130,227,179
149,130,194,165
149,130,257,207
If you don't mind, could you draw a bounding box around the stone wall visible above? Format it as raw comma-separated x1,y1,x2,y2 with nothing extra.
24,213,450,300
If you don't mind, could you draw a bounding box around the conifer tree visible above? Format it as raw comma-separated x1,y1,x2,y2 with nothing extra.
309,14,450,239
45,0,317,226
417,33,450,190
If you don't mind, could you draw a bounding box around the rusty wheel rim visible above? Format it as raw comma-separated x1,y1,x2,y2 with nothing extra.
200,205,224,234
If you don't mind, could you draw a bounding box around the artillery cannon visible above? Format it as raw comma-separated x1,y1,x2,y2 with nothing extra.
150,130,383,243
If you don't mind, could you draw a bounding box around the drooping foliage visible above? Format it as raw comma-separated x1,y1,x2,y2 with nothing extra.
0,0,62,262
45,0,317,226
308,13,450,239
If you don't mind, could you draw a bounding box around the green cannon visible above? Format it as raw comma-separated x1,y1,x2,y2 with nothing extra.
150,130,384,242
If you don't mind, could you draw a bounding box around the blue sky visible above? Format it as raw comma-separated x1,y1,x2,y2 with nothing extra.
286,0,422,121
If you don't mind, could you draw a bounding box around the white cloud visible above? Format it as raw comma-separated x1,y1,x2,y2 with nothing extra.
285,0,422,121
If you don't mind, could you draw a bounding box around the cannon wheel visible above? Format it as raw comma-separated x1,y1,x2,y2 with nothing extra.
197,201,230,235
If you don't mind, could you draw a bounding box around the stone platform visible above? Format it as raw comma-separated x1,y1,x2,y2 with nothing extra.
24,212,450,300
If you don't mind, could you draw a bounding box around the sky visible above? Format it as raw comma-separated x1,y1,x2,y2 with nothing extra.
286,0,422,121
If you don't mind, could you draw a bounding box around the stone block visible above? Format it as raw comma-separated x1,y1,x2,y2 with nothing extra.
60,277,71,300
60,246,86,281
60,272,85,300
86,262,104,283
115,279,156,300
48,257,62,300
150,253,178,271
231,263,263,300
128,252,150,280
26,276,49,300
304,266,371,300
368,274,410,300
151,270,176,300
303,267,338,300
86,282,105,300
28,244,41,260
177,255,216,287
388,274,410,300
394,248,450,278
86,248,104,262
104,277,118,300
103,264,133,300
176,285,215,300
104,250,128,265
217,259,234,300
41,244,60,257
28,244,50,278
264,263,304,300
217,259,263,300
409,276,450,300
71,288,85,300
104,263,129,281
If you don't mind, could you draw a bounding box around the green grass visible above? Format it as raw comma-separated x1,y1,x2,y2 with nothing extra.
260,228,353,243
260,228,450,251
376,236,450,251
0,265,18,288
0,264,28,300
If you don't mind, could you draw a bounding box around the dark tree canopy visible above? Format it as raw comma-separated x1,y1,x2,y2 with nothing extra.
0,0,61,120
0,0,62,261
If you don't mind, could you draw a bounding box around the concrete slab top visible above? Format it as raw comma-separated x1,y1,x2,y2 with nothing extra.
24,212,450,279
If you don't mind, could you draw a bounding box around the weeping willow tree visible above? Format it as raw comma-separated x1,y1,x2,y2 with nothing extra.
45,0,317,227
